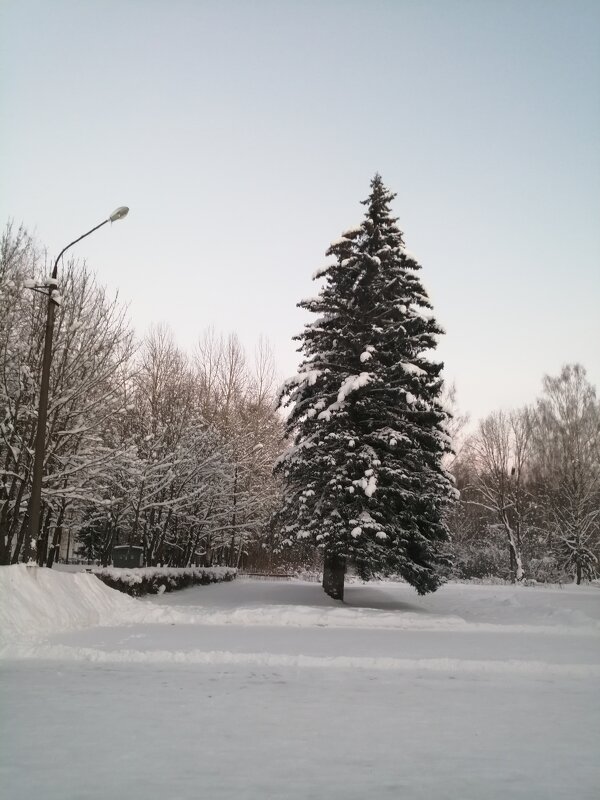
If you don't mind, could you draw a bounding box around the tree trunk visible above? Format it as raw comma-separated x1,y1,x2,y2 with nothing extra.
46,500,67,568
503,514,524,582
46,524,62,568
509,547,516,578
0,495,16,563
101,524,114,567
322,553,346,601
12,514,30,563
0,520,11,565
37,507,53,566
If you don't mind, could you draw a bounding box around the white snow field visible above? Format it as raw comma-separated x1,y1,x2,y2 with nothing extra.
1,566,599,799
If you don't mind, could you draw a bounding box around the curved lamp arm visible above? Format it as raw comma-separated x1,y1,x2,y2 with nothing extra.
51,206,129,279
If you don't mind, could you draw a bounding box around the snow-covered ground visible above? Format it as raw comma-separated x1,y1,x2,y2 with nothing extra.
1,566,599,799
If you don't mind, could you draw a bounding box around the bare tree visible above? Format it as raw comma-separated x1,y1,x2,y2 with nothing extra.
531,365,600,583
463,409,534,581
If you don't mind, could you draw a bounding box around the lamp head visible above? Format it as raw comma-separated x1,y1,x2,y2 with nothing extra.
109,206,129,222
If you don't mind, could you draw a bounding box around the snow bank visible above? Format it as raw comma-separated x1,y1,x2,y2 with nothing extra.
0,565,140,645
0,565,196,647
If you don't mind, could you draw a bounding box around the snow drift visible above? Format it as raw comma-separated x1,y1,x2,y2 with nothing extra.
0,565,189,646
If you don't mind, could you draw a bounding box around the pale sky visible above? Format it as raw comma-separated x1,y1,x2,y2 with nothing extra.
1,0,599,422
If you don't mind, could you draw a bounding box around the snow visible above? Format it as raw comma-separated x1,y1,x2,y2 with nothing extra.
401,360,426,376
1,567,599,799
354,473,378,497
337,371,372,402
0,565,193,646
299,368,322,387
402,248,418,262
364,474,377,496
312,264,333,279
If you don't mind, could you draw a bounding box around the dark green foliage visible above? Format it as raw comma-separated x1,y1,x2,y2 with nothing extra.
275,175,457,595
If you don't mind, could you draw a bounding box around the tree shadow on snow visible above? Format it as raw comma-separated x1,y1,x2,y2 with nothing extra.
343,585,430,614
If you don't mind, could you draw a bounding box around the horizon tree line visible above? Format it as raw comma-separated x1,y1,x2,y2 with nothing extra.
1,213,598,587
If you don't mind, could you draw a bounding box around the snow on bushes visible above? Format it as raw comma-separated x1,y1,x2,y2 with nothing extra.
93,566,237,596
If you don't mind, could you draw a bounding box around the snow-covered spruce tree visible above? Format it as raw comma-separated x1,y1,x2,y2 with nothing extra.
274,175,457,600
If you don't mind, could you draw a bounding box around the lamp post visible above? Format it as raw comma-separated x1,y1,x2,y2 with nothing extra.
28,207,129,565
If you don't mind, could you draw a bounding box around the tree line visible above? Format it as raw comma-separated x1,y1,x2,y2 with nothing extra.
0,224,282,569
448,364,600,584
2,199,598,588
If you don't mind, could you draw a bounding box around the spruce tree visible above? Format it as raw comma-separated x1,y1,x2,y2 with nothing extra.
275,175,457,600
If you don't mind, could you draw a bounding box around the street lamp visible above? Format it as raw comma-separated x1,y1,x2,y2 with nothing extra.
28,207,129,565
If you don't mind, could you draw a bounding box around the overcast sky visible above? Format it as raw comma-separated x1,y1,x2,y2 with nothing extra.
1,0,598,422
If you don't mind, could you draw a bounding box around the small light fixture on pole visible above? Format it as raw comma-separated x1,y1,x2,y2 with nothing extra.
27,207,129,566
109,206,129,222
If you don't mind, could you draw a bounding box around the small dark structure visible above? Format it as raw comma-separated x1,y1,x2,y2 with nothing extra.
112,545,143,568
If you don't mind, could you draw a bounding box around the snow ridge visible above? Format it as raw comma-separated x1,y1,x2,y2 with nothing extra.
3,643,599,678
